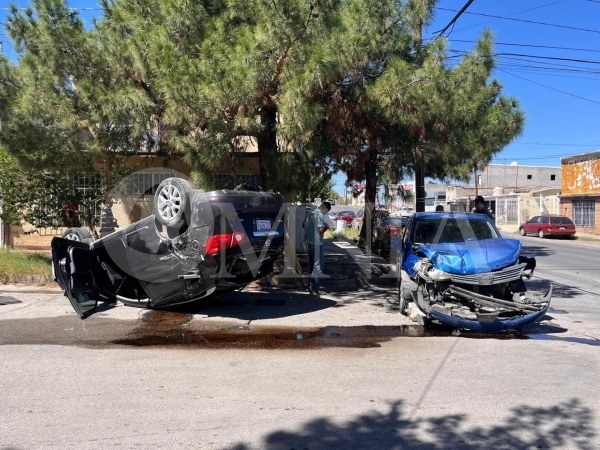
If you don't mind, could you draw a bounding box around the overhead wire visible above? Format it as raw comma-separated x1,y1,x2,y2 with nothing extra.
428,1,600,108
432,2,600,162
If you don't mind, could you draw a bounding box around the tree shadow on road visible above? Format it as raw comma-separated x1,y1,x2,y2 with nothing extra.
225,398,596,450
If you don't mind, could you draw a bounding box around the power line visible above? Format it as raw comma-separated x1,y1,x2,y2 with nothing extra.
449,39,600,55
434,0,477,37
437,7,600,34
496,68,600,105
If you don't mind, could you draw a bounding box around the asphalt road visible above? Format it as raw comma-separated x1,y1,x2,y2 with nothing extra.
1,237,599,449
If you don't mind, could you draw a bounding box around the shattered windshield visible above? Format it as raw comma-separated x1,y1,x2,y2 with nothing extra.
412,217,500,244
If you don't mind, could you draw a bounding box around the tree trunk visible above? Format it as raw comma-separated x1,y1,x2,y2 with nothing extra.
358,150,379,251
257,104,278,191
415,137,426,212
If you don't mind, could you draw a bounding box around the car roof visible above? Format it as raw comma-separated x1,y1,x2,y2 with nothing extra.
412,212,490,220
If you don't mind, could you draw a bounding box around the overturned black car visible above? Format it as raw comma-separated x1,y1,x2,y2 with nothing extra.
52,178,286,318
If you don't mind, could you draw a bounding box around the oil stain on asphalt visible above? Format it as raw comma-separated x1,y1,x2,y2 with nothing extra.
111,311,525,349
0,310,526,349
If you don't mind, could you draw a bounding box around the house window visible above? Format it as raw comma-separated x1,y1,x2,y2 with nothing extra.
75,175,101,194
550,174,556,181
527,174,532,180
126,172,176,195
573,199,595,227
30,175,102,228
213,173,261,189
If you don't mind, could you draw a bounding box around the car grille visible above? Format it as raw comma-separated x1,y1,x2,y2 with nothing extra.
449,263,526,285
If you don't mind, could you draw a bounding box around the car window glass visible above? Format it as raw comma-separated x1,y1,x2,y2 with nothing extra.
470,220,496,239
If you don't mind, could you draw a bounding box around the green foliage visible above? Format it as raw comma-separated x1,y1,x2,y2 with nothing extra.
0,147,32,224
0,147,106,228
0,0,523,227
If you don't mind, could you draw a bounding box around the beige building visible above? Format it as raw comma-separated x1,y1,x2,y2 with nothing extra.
6,153,262,251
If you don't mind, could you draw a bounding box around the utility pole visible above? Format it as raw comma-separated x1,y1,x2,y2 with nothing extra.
414,6,426,212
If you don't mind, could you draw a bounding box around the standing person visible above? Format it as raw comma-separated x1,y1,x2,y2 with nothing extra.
472,195,494,220
303,201,332,296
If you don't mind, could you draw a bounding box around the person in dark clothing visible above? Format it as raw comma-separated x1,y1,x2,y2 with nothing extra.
303,201,331,296
472,195,494,220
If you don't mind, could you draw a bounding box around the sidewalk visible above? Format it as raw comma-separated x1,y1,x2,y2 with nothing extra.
1,237,405,328
266,237,397,294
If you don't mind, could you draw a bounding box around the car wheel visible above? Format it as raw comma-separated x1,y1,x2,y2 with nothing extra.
519,227,526,236
62,227,93,243
538,229,545,238
154,177,192,228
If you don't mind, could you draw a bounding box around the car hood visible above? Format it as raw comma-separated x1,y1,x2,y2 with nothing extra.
417,238,521,275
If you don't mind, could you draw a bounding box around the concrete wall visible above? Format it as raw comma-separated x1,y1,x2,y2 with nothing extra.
477,164,561,194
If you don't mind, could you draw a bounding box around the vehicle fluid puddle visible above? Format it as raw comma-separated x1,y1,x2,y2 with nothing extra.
110,311,525,349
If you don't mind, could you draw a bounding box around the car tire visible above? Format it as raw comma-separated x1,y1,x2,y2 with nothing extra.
538,229,545,239
519,227,526,236
62,227,93,243
154,177,192,228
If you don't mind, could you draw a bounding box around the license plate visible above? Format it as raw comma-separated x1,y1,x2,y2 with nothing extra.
256,219,272,232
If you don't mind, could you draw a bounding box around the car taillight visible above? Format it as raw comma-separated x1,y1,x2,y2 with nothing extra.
205,232,246,256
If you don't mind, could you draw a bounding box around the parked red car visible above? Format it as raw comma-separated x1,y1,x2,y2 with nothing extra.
336,210,356,227
519,215,576,238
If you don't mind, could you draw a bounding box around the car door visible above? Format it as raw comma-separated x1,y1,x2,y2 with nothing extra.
540,216,550,233
51,237,118,319
525,216,540,234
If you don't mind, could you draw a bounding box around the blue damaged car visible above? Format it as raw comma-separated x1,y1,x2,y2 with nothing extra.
397,212,552,332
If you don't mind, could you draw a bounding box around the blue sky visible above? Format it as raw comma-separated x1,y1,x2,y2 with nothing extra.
2,1,600,192
432,0,600,168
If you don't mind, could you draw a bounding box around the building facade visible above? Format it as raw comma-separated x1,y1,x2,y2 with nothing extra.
560,151,600,233
475,163,561,196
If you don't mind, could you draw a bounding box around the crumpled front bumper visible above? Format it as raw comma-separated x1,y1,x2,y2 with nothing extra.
412,285,552,332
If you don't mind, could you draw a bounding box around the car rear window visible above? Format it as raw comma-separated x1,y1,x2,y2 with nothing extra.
551,216,574,225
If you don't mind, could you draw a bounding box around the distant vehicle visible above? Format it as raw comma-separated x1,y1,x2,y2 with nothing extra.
336,210,355,227
52,177,286,319
373,215,408,259
390,207,413,217
350,209,388,233
519,215,576,239
398,212,551,332
351,209,364,232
